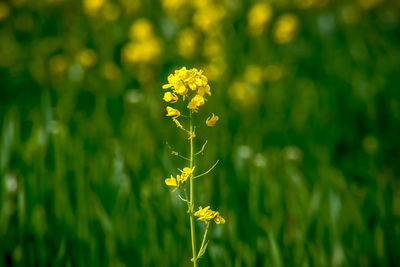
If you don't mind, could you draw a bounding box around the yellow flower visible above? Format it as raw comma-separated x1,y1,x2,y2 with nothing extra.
163,92,178,103
177,166,195,184
187,95,205,112
197,85,211,97
214,215,226,224
174,82,188,96
165,175,179,191
166,106,181,118
194,206,225,224
206,113,219,127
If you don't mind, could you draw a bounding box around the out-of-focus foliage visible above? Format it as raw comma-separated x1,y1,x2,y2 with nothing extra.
1,0,400,266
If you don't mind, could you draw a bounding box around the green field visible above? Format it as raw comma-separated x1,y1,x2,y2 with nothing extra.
1,0,400,266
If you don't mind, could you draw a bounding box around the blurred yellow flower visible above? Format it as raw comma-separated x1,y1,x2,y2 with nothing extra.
178,28,198,59
244,65,263,84
129,19,153,40
162,0,187,12
166,106,181,118
120,0,140,14
122,39,161,64
294,0,316,9
78,49,98,67
247,3,273,37
193,4,226,33
203,60,226,81
11,0,26,8
228,81,258,109
83,0,104,16
206,113,219,127
357,0,382,9
203,37,222,58
163,92,178,103
101,62,121,80
194,206,225,224
0,2,10,21
264,64,284,82
102,2,120,21
341,4,361,24
273,14,300,44
49,55,68,73
122,19,161,64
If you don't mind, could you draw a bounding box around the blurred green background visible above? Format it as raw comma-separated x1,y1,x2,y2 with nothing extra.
1,0,400,266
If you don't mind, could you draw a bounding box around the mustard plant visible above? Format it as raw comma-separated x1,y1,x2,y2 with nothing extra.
162,67,225,266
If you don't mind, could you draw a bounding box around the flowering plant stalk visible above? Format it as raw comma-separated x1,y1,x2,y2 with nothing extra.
163,67,225,266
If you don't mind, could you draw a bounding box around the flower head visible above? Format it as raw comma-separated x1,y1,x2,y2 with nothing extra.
162,67,211,111
165,175,179,192
166,106,181,118
206,113,219,127
177,166,195,184
163,92,178,103
194,206,225,224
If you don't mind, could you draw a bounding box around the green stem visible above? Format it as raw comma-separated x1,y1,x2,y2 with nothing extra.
198,223,210,258
189,111,197,267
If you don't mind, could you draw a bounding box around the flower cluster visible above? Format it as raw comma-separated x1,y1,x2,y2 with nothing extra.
194,206,226,224
163,67,211,112
163,67,219,129
165,167,195,191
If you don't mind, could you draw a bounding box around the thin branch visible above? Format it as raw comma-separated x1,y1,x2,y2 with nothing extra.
193,160,219,179
166,142,190,161
172,118,192,136
195,140,208,156
178,194,189,203
197,223,210,259
183,187,191,211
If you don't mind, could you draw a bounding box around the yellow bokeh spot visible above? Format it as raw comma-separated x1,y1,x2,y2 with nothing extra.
178,28,198,59
0,2,10,21
49,55,68,73
264,64,284,82
162,0,187,12
78,49,98,67
356,0,383,9
129,19,153,41
11,0,26,8
193,4,226,33
228,81,258,109
203,36,222,58
342,4,361,25
247,3,273,37
122,19,161,64
273,14,300,44
122,39,161,64
102,2,120,21
83,0,105,16
244,65,263,84
203,59,226,81
120,0,140,15
101,62,121,80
